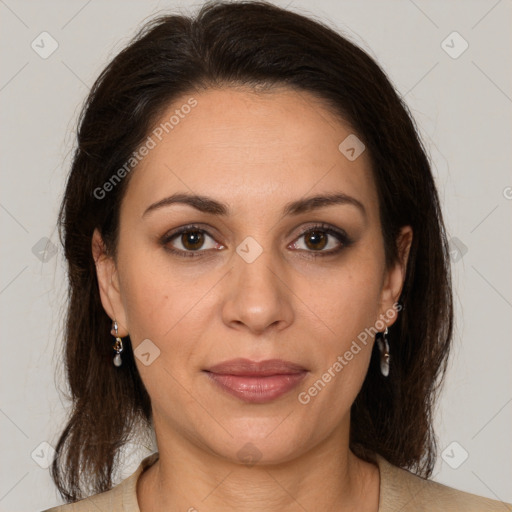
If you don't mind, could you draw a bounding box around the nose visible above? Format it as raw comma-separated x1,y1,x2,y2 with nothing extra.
221,245,294,335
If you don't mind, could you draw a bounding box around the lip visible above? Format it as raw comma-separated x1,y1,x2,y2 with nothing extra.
203,358,308,403
205,358,307,376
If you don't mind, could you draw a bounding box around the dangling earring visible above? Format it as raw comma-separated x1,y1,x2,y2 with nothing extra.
377,327,390,377
111,320,124,367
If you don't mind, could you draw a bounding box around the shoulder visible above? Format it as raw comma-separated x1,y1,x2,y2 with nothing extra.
376,454,512,512
40,452,159,512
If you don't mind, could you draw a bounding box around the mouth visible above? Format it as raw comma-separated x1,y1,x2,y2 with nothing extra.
202,358,308,403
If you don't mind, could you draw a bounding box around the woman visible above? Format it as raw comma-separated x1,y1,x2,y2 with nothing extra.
42,1,511,510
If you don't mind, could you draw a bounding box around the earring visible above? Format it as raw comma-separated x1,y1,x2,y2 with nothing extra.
111,320,124,367
377,327,390,377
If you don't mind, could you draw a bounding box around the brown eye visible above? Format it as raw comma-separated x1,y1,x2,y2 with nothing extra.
180,231,205,251
304,230,328,251
289,224,351,256
161,225,223,258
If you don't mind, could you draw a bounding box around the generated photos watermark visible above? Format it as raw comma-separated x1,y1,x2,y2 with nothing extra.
93,97,198,200
297,302,402,405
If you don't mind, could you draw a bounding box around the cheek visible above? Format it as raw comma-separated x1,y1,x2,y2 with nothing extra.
114,245,169,356
119,233,386,354
294,271,382,418
117,247,219,366
119,272,169,341
298,256,384,341
292,252,384,401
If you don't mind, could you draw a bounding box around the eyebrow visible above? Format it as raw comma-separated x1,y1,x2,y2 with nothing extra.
142,192,366,219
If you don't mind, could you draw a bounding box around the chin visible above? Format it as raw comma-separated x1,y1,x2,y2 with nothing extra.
198,419,314,467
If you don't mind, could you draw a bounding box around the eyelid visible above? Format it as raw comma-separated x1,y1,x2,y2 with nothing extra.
294,222,349,240
289,222,353,254
160,222,352,257
161,223,219,243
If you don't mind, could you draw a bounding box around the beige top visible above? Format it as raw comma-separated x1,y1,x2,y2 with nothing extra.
42,452,511,511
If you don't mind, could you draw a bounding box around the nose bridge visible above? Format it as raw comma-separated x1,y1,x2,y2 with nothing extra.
223,233,293,332
234,234,280,300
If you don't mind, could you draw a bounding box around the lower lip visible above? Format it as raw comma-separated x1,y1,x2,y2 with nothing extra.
204,371,307,403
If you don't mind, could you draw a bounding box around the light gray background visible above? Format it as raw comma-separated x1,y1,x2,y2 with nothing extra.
1,0,511,510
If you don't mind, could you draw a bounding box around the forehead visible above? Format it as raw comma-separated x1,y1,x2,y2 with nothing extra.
121,87,378,220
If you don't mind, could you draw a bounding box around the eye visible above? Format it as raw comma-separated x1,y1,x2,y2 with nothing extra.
161,224,224,258
161,222,352,259
289,223,351,256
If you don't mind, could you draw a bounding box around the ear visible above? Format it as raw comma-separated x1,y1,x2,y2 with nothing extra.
92,228,129,337
378,226,413,327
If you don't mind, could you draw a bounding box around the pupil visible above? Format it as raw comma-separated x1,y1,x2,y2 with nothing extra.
179,230,329,252
306,231,327,250
182,231,203,250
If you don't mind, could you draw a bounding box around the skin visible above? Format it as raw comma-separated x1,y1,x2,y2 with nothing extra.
92,86,412,512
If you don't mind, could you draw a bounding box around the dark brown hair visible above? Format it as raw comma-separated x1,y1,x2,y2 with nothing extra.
52,0,453,502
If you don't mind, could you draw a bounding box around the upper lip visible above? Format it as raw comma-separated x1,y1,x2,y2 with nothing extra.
204,358,307,376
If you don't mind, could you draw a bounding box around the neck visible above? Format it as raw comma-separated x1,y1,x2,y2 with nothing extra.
137,419,380,512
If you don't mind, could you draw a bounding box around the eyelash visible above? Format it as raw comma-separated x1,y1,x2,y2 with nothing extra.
160,222,353,259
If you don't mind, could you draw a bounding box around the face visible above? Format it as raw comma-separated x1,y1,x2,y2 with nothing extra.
93,87,410,465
